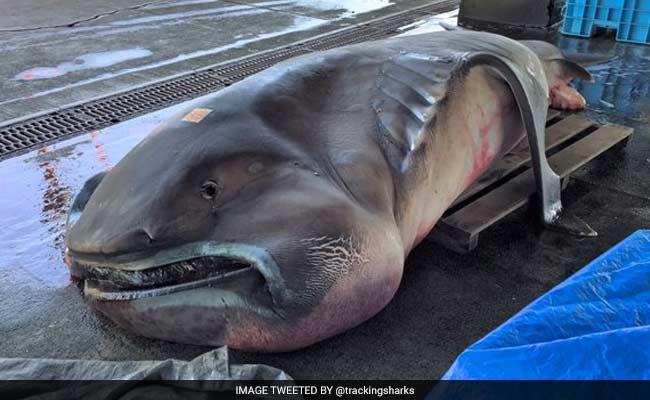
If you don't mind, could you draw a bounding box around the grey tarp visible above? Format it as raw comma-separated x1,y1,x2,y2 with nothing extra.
0,347,291,399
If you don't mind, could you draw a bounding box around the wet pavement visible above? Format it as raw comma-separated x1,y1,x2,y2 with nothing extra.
0,0,440,123
0,28,649,379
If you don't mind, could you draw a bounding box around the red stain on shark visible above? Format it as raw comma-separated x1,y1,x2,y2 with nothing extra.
467,103,501,184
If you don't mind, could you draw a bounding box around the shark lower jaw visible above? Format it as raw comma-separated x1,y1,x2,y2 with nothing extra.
84,271,292,351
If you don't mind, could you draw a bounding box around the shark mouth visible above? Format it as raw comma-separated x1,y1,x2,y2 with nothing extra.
74,256,255,301
66,242,282,302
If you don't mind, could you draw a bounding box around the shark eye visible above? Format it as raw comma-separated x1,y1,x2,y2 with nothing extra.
200,180,222,200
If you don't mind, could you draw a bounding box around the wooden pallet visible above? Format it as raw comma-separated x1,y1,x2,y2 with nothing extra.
428,110,634,253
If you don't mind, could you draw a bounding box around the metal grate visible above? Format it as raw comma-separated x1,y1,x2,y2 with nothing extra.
0,0,458,160
212,46,312,81
308,29,390,51
0,71,231,157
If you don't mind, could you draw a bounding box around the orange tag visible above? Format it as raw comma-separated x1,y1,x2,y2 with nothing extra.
182,108,212,123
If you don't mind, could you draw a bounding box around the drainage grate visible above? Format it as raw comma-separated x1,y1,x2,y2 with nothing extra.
212,45,312,81
0,0,458,160
0,72,230,157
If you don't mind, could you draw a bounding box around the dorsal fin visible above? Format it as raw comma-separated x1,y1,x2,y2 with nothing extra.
373,53,457,171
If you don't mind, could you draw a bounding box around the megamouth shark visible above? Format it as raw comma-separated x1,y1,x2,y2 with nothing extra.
65,31,594,352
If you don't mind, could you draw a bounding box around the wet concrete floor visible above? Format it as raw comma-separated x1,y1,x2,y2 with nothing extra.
0,31,649,379
0,0,440,123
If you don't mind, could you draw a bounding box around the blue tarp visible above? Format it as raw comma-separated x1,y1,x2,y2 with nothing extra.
443,230,650,380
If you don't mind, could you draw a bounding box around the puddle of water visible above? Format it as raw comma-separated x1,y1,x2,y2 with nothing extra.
15,48,153,81
396,8,458,36
557,35,650,125
0,96,207,289
293,0,394,17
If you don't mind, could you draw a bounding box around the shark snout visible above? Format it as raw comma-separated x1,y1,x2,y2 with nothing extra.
66,226,158,257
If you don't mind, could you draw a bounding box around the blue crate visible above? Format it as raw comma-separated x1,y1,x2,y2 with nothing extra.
561,0,650,45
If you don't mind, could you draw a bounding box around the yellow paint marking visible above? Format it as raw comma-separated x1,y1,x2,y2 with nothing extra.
182,108,212,123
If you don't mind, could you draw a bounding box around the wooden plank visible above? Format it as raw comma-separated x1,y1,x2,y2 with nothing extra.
429,221,478,254
550,124,633,176
452,114,596,207
547,109,562,121
430,123,633,251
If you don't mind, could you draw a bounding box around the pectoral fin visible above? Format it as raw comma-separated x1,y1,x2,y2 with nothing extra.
373,53,457,171
66,171,107,230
